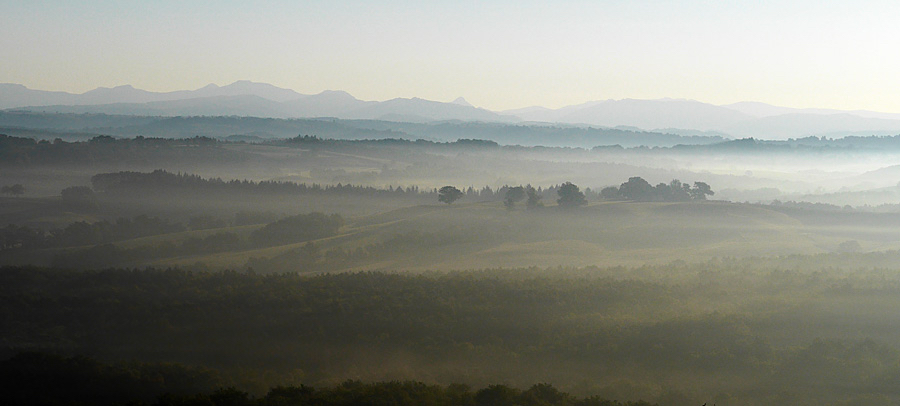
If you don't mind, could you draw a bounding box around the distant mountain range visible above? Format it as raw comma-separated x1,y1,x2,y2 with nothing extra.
5,81,900,139
0,81,513,124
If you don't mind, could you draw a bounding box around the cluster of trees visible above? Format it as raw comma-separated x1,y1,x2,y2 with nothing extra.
441,178,713,207
601,177,713,202
441,183,580,209
438,184,550,206
501,185,543,209
1,183,25,196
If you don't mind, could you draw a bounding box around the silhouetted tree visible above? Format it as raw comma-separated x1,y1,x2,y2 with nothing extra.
438,186,464,204
504,186,526,209
618,177,654,201
556,182,587,208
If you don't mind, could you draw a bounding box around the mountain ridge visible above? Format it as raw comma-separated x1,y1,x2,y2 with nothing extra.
6,81,900,138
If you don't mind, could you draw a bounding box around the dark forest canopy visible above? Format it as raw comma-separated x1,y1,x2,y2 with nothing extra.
0,133,246,166
0,352,658,406
6,264,900,405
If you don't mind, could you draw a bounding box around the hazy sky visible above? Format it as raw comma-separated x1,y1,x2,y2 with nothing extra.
3,1,900,112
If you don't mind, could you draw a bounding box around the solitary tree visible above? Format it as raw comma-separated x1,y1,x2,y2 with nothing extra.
556,182,587,208
503,186,526,209
438,186,464,204
1,184,24,197
618,177,654,201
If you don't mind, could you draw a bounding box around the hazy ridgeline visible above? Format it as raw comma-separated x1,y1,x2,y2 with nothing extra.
5,123,900,406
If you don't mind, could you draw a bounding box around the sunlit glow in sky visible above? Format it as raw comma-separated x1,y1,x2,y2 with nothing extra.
2,0,900,111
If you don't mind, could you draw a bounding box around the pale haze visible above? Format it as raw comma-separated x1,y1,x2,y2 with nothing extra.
3,0,900,112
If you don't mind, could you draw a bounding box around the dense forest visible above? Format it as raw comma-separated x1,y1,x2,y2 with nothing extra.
6,264,900,405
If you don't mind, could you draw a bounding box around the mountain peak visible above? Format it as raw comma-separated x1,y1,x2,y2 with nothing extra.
211,81,304,102
87,84,126,91
84,84,144,95
312,90,358,101
222,80,266,89
451,97,473,107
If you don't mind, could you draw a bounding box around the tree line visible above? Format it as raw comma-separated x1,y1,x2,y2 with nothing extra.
0,134,243,166
439,178,714,207
92,170,436,197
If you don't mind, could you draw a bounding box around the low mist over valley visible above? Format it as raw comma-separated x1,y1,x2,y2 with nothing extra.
8,2,900,405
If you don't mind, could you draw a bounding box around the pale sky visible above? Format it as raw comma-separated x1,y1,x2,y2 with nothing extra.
2,0,900,112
